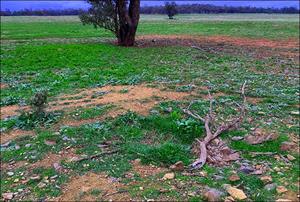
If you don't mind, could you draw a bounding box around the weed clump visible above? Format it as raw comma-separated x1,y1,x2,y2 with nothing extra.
16,91,61,130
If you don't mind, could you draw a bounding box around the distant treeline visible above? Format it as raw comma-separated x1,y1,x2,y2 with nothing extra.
1,4,299,16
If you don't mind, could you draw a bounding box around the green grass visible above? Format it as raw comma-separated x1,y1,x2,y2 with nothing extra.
1,15,299,40
0,14,299,201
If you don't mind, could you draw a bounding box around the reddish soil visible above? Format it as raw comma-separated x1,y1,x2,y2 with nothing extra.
136,35,299,49
53,172,130,201
130,159,167,178
1,129,35,144
0,83,8,89
1,84,190,119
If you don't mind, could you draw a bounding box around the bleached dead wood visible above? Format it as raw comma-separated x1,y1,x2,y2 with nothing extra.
183,82,247,169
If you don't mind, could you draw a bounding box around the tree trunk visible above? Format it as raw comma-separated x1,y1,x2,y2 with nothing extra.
117,0,140,46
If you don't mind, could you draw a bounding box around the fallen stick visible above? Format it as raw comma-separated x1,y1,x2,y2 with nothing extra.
183,81,247,170
74,150,119,162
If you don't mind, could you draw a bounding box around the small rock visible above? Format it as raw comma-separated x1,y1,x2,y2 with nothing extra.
199,171,208,177
286,154,296,161
223,184,247,200
231,136,244,141
274,167,281,172
15,145,20,150
13,178,19,183
1,141,11,147
50,175,58,180
240,165,255,174
25,144,31,148
260,176,272,184
44,140,56,146
163,172,175,180
37,182,47,188
252,170,263,175
224,152,240,161
188,191,196,197
228,174,240,182
7,172,14,176
139,187,144,191
134,158,141,163
170,161,184,171
203,188,224,202
30,175,41,180
2,192,14,200
276,186,288,194
280,142,296,151
290,111,299,115
53,163,62,172
264,183,277,191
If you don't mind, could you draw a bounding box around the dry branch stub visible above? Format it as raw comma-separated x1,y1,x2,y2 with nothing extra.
183,81,247,169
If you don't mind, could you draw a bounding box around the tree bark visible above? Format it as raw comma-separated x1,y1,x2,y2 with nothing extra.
117,0,140,46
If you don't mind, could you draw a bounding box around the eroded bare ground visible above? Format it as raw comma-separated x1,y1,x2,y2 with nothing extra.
1,84,191,120
135,35,300,62
1,130,35,144
53,172,131,201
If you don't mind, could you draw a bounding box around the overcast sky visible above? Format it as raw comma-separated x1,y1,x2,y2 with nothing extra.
1,1,299,11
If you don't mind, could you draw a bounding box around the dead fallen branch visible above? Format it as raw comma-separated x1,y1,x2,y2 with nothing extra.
183,81,247,169
74,150,119,162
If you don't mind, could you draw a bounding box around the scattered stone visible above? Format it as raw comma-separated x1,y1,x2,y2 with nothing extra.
1,141,11,147
53,162,62,172
2,193,14,200
290,111,299,115
252,170,263,175
228,174,240,182
199,171,208,177
286,154,296,161
274,167,281,172
224,152,240,161
223,184,247,200
30,175,41,180
170,161,184,171
37,182,47,189
163,172,175,180
231,136,244,141
240,165,255,174
264,183,277,191
44,140,56,146
7,172,14,176
25,144,31,148
203,188,224,202
280,142,296,151
245,128,278,145
276,186,288,194
260,176,273,184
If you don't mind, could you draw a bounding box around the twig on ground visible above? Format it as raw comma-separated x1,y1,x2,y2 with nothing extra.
74,150,119,162
182,81,247,169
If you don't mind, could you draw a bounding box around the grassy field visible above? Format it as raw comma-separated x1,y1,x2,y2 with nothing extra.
0,14,299,201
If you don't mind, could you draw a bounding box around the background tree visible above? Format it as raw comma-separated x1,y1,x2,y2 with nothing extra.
80,0,140,46
164,2,178,19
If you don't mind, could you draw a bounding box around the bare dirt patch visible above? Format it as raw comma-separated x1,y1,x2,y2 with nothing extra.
136,35,299,49
0,105,28,119
135,35,299,61
1,84,190,119
54,172,130,201
1,129,35,144
130,159,167,178
0,83,8,89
